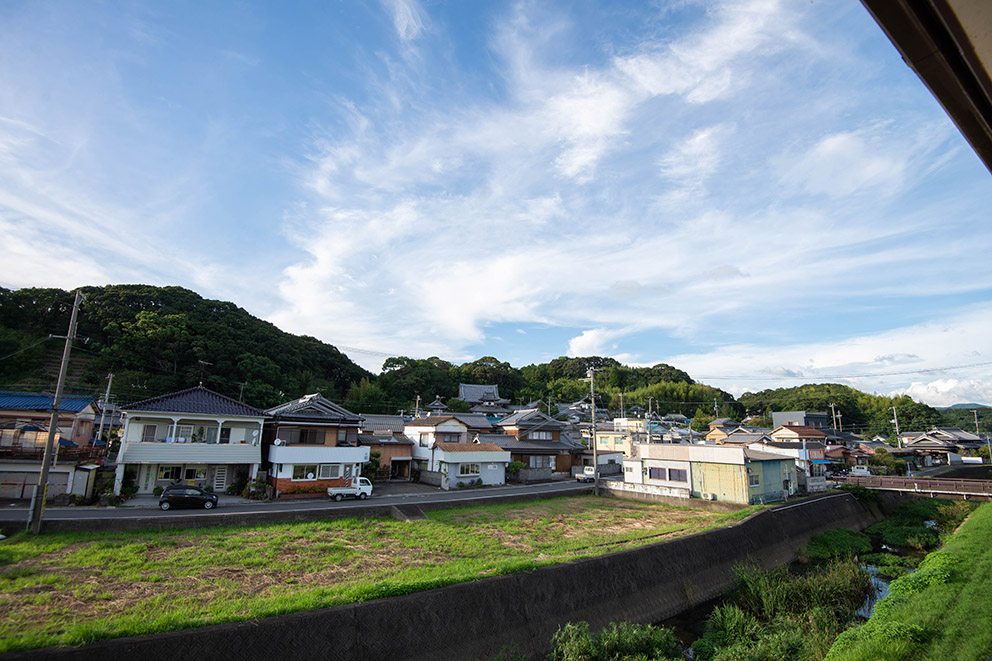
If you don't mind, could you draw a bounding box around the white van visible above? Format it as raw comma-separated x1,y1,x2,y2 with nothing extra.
849,466,871,477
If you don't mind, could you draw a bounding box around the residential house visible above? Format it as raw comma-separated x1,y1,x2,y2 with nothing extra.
901,427,984,466
493,408,583,476
264,394,370,497
746,439,827,493
0,391,104,500
113,386,266,495
624,443,795,504
357,433,414,480
594,429,637,458
771,411,831,430
404,415,510,489
705,419,742,443
717,429,774,446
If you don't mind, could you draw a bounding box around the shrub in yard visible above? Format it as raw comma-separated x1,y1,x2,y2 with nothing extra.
506,461,526,475
152,486,163,496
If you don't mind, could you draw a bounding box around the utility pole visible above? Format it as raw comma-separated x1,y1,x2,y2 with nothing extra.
974,409,980,435
713,398,719,417
829,403,838,431
647,397,653,444
95,372,113,447
891,406,901,448
414,394,421,418
28,290,83,534
619,392,625,419
587,368,599,496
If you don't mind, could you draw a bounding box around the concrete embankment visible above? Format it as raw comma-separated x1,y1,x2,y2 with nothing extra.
4,491,900,661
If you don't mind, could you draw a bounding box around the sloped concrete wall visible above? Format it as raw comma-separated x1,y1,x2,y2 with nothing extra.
8,493,894,661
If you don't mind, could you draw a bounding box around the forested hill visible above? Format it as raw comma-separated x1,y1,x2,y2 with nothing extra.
0,285,371,407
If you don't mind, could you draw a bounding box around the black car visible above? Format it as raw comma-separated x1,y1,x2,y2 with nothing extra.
159,485,219,511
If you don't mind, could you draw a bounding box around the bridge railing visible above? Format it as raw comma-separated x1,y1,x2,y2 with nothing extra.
841,475,992,495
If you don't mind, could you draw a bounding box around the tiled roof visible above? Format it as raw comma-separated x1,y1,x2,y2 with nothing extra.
122,386,264,417
436,442,505,453
359,414,407,433
0,391,93,413
477,433,574,453
405,415,462,428
762,440,827,450
449,413,496,430
457,384,509,404
265,393,361,424
358,433,413,445
775,425,828,437
498,408,565,429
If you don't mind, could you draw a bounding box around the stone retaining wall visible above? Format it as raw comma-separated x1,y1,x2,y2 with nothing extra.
7,492,898,661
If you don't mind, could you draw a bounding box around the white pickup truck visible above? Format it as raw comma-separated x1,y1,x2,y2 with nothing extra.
575,466,596,482
327,477,374,501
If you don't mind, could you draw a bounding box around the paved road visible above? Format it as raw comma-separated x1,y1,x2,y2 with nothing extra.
2,480,594,525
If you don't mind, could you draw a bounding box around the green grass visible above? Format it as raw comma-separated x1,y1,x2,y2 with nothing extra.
0,495,757,653
826,501,992,661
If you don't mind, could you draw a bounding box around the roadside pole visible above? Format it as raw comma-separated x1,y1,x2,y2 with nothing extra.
587,368,599,496
27,290,83,534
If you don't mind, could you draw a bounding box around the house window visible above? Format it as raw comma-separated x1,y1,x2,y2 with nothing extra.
292,464,319,480
419,433,430,447
438,432,461,443
668,469,688,483
529,455,551,469
648,467,667,480
459,463,480,476
288,429,323,444
529,430,551,440
219,428,231,444
141,425,157,442
337,429,348,442
615,437,625,446
158,465,182,481
318,464,340,479
176,425,194,441
184,467,207,480
748,473,760,487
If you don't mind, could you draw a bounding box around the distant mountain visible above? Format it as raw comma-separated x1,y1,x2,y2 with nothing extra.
0,285,371,409
939,403,992,410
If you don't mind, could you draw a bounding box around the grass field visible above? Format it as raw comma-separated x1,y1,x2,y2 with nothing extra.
0,495,757,653
826,501,992,661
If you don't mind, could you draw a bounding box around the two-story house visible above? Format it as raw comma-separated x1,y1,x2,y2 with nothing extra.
495,408,579,475
113,386,266,495
264,394,370,497
404,415,510,489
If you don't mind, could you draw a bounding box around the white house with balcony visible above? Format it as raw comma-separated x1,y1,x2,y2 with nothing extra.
113,386,266,495
403,415,510,489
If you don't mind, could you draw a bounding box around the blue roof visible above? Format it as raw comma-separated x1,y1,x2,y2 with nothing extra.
0,391,93,412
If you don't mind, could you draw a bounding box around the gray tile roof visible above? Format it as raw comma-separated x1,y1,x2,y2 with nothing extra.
457,383,509,404
265,393,361,424
449,413,496,430
123,386,264,417
498,408,565,430
359,414,407,434
474,433,576,454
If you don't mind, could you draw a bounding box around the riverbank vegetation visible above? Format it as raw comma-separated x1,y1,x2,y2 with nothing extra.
0,495,758,653
826,501,992,661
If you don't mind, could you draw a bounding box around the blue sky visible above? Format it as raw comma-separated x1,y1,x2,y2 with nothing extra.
2,1,992,406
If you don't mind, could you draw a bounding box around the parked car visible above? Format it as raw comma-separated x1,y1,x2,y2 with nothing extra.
327,477,373,501
159,485,219,510
575,466,596,482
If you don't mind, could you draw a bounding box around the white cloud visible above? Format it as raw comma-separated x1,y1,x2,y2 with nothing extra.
778,129,908,197
382,0,427,42
898,379,992,408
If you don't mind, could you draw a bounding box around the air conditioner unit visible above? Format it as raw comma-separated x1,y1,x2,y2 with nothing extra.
701,492,716,501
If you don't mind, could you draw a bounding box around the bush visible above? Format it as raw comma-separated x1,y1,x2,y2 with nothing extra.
506,461,526,475
152,486,163,497
806,529,872,562
548,621,682,661
838,483,878,502
241,478,269,500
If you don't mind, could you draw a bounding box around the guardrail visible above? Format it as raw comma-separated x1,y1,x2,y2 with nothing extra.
841,474,992,497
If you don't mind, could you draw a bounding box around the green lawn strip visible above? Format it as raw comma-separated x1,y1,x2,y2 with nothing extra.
0,495,747,653
826,501,992,661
